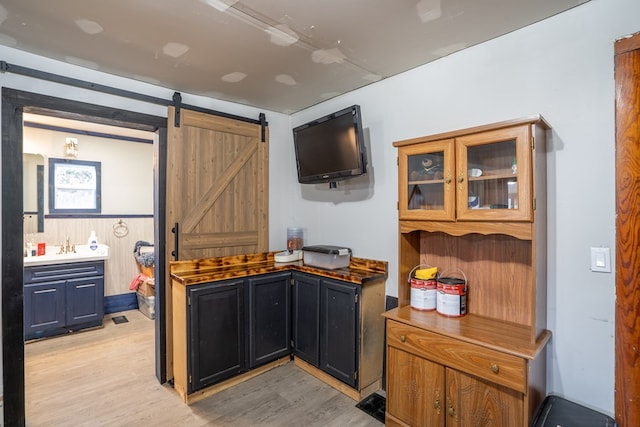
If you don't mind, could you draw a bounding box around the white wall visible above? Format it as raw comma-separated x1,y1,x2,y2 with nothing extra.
290,0,636,416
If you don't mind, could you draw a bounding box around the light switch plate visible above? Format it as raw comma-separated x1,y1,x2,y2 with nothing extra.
590,247,611,273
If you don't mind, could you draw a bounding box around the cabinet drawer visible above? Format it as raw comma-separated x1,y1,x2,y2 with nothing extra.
387,320,526,393
25,261,104,284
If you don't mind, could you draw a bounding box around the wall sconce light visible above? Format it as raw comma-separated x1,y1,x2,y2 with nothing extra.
65,137,78,158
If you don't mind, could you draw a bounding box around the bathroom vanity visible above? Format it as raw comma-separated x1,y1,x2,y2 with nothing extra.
24,245,110,340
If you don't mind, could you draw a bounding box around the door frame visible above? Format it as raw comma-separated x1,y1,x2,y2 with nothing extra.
1,88,168,426
615,32,640,427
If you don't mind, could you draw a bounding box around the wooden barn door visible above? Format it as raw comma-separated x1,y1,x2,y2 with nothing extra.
615,32,640,427
164,106,268,378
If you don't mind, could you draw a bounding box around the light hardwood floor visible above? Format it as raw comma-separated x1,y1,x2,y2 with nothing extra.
24,309,384,426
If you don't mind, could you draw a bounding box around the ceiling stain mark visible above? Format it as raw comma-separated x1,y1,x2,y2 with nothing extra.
163,42,190,58
311,48,346,65
265,24,298,47
362,74,382,82
75,19,104,35
416,0,442,23
275,74,296,85
222,71,247,83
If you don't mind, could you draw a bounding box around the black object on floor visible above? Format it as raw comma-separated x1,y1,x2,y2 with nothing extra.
532,395,617,427
112,315,129,325
356,392,385,424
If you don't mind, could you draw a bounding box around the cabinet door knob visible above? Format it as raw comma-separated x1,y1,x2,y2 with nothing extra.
400,335,406,342
445,176,452,185
448,406,455,417
491,364,500,373
457,175,464,183
434,399,441,414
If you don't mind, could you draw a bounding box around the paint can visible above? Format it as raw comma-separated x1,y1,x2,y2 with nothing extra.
409,265,438,311
436,269,467,317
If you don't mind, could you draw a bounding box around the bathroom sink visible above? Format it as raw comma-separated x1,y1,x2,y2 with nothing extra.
24,244,110,267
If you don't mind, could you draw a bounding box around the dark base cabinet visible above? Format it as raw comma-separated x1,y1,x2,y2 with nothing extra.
320,278,359,388
24,261,104,340
171,254,387,404
293,273,359,388
188,279,246,393
292,272,321,366
186,272,293,393
248,272,291,368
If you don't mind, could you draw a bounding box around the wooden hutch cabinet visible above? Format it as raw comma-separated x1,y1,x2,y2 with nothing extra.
384,116,551,427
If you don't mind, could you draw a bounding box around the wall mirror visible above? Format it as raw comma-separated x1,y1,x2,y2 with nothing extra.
23,153,45,233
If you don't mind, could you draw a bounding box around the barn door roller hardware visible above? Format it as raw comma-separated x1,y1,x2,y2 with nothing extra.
1,60,268,131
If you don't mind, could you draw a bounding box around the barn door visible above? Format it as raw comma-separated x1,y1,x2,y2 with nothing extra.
167,106,268,260
164,106,268,378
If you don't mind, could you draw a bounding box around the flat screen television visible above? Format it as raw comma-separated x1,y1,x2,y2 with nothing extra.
293,105,367,185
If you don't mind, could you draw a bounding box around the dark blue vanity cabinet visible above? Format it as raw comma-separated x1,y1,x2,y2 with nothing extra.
24,261,104,340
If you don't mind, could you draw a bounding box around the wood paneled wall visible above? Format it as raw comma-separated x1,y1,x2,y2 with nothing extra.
25,216,154,296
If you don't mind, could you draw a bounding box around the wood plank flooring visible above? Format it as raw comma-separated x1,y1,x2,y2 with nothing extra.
24,309,383,426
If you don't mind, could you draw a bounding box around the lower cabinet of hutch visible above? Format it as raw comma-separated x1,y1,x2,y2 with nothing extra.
386,319,539,427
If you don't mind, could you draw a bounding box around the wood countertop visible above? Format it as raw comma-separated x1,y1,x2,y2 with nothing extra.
170,251,388,287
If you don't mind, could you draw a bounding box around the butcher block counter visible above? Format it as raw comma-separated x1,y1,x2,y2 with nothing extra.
170,251,388,404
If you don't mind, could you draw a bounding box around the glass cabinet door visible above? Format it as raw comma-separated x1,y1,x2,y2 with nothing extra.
455,126,532,221
398,139,455,221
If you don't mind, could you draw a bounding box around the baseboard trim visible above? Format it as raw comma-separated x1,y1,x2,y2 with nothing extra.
104,293,138,314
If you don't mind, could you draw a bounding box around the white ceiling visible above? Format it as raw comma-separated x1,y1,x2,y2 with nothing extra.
0,0,588,114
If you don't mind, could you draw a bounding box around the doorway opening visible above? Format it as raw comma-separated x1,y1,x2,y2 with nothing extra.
2,88,168,425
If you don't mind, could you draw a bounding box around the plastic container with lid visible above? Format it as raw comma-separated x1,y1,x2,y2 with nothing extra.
302,245,351,270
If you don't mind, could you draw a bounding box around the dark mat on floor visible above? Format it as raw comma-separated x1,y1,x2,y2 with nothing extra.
112,315,129,324
356,392,385,423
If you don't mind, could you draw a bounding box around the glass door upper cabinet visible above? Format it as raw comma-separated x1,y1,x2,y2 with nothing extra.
455,126,532,221
398,139,455,221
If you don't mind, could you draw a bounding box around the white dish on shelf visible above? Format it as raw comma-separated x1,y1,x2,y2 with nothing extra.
468,168,483,177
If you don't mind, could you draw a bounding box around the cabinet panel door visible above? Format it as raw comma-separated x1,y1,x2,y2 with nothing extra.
446,368,523,427
24,281,65,339
455,125,532,221
399,139,455,221
248,272,291,368
188,279,245,392
320,278,358,387
66,275,104,327
292,272,321,366
386,346,445,427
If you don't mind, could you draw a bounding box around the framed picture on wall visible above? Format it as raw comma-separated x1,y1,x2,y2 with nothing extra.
48,158,101,214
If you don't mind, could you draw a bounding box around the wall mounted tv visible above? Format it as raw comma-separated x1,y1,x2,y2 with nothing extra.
293,105,367,187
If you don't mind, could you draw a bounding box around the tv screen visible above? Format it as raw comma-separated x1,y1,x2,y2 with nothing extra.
293,105,366,185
